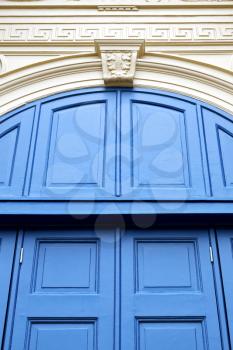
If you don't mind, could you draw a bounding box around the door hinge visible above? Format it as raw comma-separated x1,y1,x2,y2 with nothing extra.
19,247,24,264
209,246,214,263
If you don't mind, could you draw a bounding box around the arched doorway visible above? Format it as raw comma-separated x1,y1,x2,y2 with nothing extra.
1,87,233,350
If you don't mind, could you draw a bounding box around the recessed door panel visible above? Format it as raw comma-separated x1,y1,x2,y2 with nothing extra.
202,107,233,197
28,322,95,350
33,240,98,293
138,321,205,350
0,107,35,198
130,103,188,187
121,229,223,350
121,92,205,199
45,104,106,187
29,92,117,198
10,228,115,350
136,240,200,292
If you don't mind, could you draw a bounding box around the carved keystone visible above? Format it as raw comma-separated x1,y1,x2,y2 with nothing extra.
95,39,145,86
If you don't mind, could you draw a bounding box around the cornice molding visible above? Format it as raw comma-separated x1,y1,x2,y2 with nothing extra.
2,0,233,7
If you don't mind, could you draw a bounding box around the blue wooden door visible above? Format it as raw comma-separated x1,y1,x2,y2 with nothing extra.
202,107,233,198
121,91,205,199
2,87,233,202
0,231,16,346
0,107,35,198
29,91,117,199
216,229,233,347
121,229,223,350
10,228,115,350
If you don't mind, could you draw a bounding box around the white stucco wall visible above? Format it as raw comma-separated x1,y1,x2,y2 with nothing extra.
1,0,233,114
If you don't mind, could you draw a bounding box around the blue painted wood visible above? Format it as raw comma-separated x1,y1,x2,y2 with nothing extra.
1,87,233,204
209,230,231,350
1,230,24,350
121,229,223,350
2,200,233,215
29,91,117,199
202,107,233,198
2,88,233,350
0,230,16,346
7,227,228,350
0,107,35,198
10,228,115,350
121,91,205,199
216,229,233,348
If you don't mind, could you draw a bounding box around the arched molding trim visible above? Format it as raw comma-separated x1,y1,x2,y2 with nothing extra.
1,51,233,116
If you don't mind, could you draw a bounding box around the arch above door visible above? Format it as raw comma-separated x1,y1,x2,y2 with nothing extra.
1,51,233,117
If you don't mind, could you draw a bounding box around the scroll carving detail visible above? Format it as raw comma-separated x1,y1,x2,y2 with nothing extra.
95,40,145,86
106,52,132,78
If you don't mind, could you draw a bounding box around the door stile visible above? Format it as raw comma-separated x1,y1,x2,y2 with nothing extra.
1,230,23,350
209,229,231,350
114,227,121,350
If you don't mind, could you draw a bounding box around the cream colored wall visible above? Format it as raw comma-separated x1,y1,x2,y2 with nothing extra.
1,0,233,115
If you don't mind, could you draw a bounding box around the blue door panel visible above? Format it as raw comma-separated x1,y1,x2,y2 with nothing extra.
34,241,98,293
139,321,205,350
0,231,16,346
28,322,95,350
202,107,233,198
29,91,117,199
120,92,205,199
121,229,223,350
216,229,233,347
10,228,115,350
0,107,35,198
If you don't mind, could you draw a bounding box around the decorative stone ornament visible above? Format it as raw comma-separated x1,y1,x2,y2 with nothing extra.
95,40,145,86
